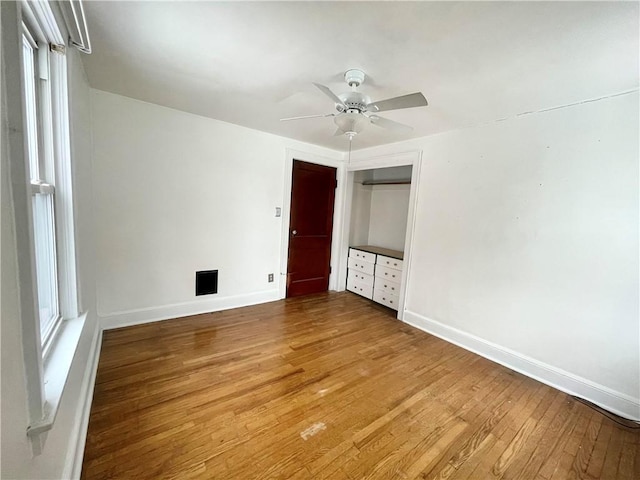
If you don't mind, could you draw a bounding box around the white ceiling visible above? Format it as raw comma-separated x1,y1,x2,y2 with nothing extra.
81,1,639,152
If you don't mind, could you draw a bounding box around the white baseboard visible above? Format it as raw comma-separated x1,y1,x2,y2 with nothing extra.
63,318,103,479
403,310,640,422
99,290,281,330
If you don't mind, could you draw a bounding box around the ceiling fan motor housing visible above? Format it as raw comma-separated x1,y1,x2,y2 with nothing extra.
338,92,371,113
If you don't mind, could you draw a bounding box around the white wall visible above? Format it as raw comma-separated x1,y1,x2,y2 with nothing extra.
349,182,411,252
349,183,372,246
1,1,100,477
91,90,342,327
368,184,411,251
351,92,640,419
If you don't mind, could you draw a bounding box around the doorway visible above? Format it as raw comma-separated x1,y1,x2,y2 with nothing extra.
286,160,337,297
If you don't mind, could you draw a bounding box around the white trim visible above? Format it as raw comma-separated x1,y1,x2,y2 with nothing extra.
6,0,47,454
337,170,354,293
27,312,87,436
278,148,346,299
348,149,422,169
340,150,422,319
64,321,102,480
403,310,640,422
100,289,281,330
50,46,79,320
20,0,65,47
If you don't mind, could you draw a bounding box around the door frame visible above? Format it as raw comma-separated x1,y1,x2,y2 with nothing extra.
278,148,346,299
337,150,422,320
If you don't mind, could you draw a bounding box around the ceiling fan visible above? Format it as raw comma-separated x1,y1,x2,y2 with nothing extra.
280,69,428,138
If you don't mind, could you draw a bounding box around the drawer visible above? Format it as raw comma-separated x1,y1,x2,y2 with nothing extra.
347,277,373,299
347,270,374,287
375,278,400,295
375,264,401,282
348,257,375,276
376,254,403,271
349,248,376,264
373,288,399,310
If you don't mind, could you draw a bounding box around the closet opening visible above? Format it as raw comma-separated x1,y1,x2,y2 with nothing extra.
346,165,413,313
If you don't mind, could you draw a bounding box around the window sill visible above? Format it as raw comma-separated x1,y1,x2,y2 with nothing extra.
27,312,86,438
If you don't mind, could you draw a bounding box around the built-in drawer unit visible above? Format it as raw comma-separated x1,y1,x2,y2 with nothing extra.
349,248,376,264
347,246,403,310
374,264,401,283
347,256,375,276
373,288,400,310
347,277,374,299
374,278,400,295
347,270,374,287
376,254,403,271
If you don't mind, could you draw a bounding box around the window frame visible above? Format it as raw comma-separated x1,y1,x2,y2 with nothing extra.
14,0,83,451
22,24,63,350
21,2,80,350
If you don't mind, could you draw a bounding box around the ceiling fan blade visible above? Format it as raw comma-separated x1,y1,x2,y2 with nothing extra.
280,113,335,121
367,92,428,113
368,115,413,133
313,83,346,107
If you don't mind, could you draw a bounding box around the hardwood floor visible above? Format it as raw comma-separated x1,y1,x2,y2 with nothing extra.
81,292,639,479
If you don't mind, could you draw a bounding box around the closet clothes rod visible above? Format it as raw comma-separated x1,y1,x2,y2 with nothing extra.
361,179,411,186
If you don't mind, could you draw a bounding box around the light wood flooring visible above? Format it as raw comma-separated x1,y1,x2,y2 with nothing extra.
81,292,639,479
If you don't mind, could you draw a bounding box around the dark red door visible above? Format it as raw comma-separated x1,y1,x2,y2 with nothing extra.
286,160,337,297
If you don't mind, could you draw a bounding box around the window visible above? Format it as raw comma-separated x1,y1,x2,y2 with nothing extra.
21,29,61,348
20,9,78,356
15,0,85,446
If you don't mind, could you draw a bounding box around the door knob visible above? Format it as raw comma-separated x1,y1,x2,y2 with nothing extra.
292,230,297,236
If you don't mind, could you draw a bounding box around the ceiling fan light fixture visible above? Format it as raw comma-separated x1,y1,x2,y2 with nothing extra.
334,112,366,136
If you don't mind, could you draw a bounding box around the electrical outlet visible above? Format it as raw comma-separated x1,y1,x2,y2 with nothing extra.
268,273,274,282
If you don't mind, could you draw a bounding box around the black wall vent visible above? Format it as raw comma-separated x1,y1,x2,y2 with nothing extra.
196,270,218,296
